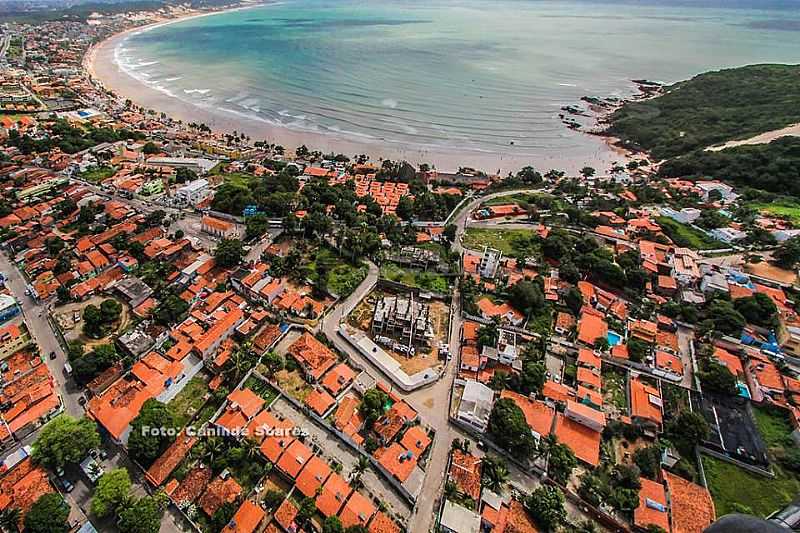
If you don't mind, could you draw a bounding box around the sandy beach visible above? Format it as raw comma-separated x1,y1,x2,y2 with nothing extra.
85,6,628,175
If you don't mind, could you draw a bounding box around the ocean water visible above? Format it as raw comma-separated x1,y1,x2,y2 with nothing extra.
116,0,800,156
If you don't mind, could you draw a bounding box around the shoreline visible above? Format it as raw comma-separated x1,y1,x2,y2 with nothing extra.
84,4,631,175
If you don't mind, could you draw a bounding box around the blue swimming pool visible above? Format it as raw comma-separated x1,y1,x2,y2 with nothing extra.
737,382,751,399
607,331,622,347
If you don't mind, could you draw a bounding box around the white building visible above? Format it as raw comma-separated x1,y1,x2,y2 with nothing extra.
773,229,800,243
481,329,518,366
660,207,701,224
457,380,494,432
440,501,481,533
710,227,746,244
696,181,736,202
175,178,210,207
147,157,217,175
479,246,502,279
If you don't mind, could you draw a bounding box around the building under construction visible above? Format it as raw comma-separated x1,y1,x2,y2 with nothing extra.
371,295,434,348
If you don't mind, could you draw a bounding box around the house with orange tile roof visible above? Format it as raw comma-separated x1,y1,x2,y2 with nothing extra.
294,455,332,498
199,476,242,516
577,313,608,347
552,413,601,466
634,477,669,532
400,425,431,456
222,499,265,533
448,450,481,502
564,399,605,432
630,319,658,344
655,350,684,378
333,394,365,443
373,400,417,443
476,298,524,326
663,470,715,533
374,442,418,483
339,490,376,529
273,498,298,531
368,511,401,533
145,431,197,487
201,215,240,239
316,472,352,517
321,362,357,396
216,387,266,434
276,439,313,480
0,457,54,524
500,390,555,439
287,332,338,382
304,387,336,416
630,378,663,431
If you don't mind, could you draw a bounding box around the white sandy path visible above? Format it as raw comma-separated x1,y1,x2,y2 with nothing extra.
706,122,800,152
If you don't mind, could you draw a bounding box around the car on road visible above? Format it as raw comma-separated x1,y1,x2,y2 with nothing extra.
55,476,74,493
78,396,87,406
49,351,56,360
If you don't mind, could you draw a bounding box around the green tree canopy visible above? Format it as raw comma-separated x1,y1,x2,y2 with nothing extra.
32,415,100,468
24,493,69,533
91,468,132,518
127,400,178,467
488,398,537,460
525,485,566,532
215,238,245,268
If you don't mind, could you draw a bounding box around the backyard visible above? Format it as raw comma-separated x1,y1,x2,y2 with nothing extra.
78,165,116,183
750,200,800,226
601,366,628,411
168,376,210,428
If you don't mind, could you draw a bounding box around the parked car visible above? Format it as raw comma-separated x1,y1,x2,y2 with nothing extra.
49,351,56,360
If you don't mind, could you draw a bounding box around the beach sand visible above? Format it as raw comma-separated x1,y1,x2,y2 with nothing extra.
86,9,628,175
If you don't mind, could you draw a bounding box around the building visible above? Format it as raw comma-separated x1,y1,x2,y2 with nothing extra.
174,178,210,206
457,380,494,432
481,329,518,366
440,500,481,533
372,295,434,347
139,179,164,197
696,181,735,202
146,157,217,174
661,207,701,224
710,227,746,243
478,246,502,279
0,294,20,323
0,323,31,360
201,216,240,239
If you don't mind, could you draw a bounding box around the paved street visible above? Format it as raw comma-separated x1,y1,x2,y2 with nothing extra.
0,253,84,418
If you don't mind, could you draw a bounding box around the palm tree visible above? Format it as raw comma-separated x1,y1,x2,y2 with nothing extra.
199,436,226,466
0,508,21,533
481,455,509,492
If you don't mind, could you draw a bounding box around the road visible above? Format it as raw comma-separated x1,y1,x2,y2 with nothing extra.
0,253,84,418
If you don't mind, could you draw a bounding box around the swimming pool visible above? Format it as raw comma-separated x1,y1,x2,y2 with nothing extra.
737,382,751,399
607,331,623,347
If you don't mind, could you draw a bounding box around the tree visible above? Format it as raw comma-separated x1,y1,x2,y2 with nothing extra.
296,497,317,526
100,298,122,323
72,344,119,386
564,286,582,315
263,351,285,377
91,468,132,518
211,502,237,532
32,415,100,468
245,213,271,240
580,166,596,178
117,493,167,533
547,441,577,484
481,455,509,492
443,223,457,243
627,337,650,363
128,400,178,467
699,362,738,396
509,280,545,317
666,410,709,453
263,489,285,510
774,235,800,269
487,399,537,460
359,388,389,428
633,445,662,479
0,508,21,533
153,294,189,326
733,293,778,327
525,485,566,532
323,516,345,533
215,238,244,268
477,321,499,350
142,141,159,155
517,166,542,184
24,493,69,533
706,299,746,336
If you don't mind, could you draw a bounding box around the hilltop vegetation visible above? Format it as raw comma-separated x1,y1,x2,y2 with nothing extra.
607,64,800,160
659,136,800,198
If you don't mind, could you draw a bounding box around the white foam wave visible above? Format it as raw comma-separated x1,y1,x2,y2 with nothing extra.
381,98,398,108
183,89,211,95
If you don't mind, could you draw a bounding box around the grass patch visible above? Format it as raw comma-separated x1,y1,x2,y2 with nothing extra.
702,454,800,517
221,172,257,188
602,368,628,410
462,228,538,256
274,369,312,402
655,217,723,250
752,404,795,449
380,262,450,294
308,247,367,297
168,376,209,428
78,165,115,183
243,375,279,405
751,201,800,226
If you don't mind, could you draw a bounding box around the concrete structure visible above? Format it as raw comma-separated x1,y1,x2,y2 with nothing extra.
440,500,481,533
456,380,494,432
201,215,239,239
146,157,217,174
372,295,433,347
478,246,502,278
174,178,210,206
0,322,31,360
0,294,20,323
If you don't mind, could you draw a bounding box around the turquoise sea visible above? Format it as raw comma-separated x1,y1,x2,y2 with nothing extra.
116,0,800,157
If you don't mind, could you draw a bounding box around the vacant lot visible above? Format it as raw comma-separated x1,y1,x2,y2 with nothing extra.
655,217,723,250
168,375,209,428
462,228,538,256
751,200,800,225
702,454,800,517
380,263,450,294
